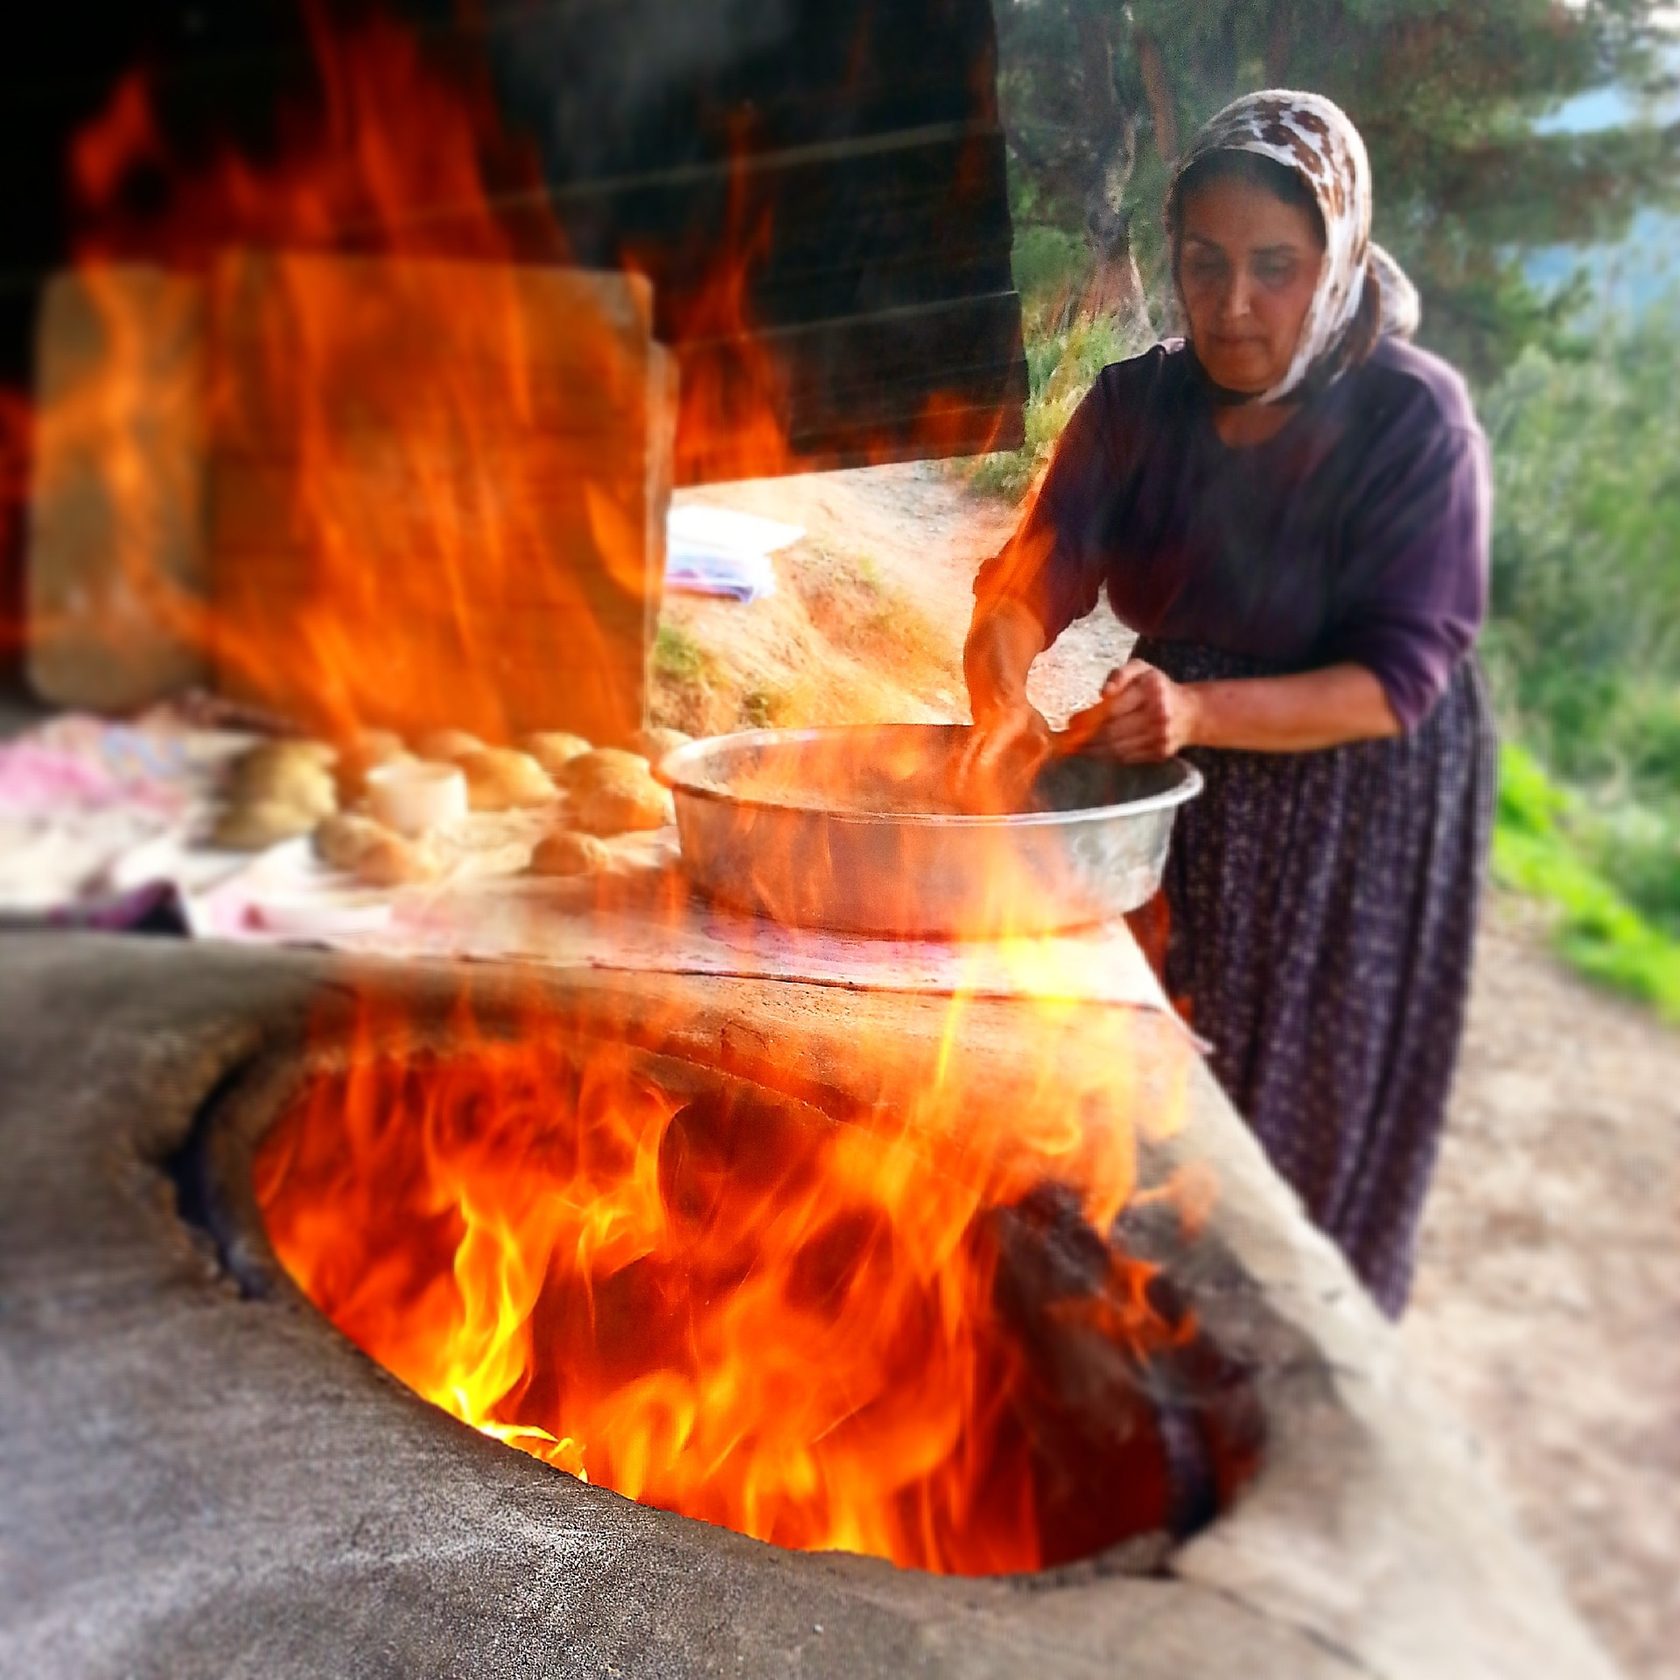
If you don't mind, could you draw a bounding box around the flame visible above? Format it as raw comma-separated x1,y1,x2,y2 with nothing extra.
16,6,1020,729
29,14,654,743
10,10,1212,1570
255,981,1200,1576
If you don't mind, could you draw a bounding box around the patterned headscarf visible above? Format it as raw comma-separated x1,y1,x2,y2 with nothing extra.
1166,89,1420,405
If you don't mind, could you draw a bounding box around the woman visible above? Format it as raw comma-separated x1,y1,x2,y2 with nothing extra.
965,90,1497,1316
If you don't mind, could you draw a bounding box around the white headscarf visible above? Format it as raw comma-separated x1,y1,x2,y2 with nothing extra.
1167,89,1421,404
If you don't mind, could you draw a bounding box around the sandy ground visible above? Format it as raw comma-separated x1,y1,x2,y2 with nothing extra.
661,460,1680,1680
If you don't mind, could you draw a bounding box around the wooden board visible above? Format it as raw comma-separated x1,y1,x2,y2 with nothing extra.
206,250,668,745
26,267,212,710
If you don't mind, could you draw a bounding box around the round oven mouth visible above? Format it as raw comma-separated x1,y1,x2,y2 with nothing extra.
182,1001,1263,1582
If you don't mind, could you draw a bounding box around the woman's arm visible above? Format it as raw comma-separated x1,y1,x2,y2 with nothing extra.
1072,659,1401,760
965,367,1129,729
963,596,1047,724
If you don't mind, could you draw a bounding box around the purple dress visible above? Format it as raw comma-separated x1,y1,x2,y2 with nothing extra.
977,337,1498,1315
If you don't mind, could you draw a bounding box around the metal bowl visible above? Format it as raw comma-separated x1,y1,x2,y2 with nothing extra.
656,724,1202,940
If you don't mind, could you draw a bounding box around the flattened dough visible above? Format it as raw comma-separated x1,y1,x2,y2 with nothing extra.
312,812,387,871
353,829,438,887
313,813,436,885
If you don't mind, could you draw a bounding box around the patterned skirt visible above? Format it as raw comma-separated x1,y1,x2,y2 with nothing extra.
1132,637,1499,1315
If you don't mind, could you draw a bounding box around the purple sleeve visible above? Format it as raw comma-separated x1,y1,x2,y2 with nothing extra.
1321,422,1491,731
972,376,1119,643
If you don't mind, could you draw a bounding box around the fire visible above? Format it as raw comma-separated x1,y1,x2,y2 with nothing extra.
255,982,1201,1575
17,6,1018,732
33,15,653,744
13,7,1215,1571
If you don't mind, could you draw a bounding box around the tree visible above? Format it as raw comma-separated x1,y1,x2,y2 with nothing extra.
997,0,1679,378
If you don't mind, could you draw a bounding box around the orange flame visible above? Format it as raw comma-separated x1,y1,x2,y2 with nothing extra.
33,14,655,742
255,982,1201,1575
17,7,1020,729
12,14,1206,1570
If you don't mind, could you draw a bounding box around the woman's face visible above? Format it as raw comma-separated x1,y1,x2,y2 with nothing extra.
1177,174,1325,395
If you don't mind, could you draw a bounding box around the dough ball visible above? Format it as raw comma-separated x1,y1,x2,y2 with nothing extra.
458,747,556,811
518,731,593,775
555,747,652,794
634,726,692,763
232,740,333,777
528,829,612,877
230,744,338,818
415,728,486,763
335,729,409,795
571,765,675,836
352,829,438,887
312,812,388,872
211,798,317,852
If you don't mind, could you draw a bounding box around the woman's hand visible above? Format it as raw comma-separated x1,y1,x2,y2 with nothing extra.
1068,659,1403,757
1067,662,1202,762
958,700,1054,809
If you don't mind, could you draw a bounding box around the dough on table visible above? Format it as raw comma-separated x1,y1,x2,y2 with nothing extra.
415,728,486,763
241,738,337,771
335,729,410,795
555,747,651,794
571,763,675,836
352,829,437,886
312,812,386,871
211,798,319,851
312,813,435,885
458,747,556,811
519,731,593,775
634,726,691,762
528,829,612,877
230,745,338,818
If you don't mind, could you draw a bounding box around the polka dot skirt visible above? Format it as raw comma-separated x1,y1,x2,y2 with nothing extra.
1137,637,1499,1316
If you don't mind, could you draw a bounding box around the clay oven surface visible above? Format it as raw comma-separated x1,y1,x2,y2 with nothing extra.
0,934,1620,1679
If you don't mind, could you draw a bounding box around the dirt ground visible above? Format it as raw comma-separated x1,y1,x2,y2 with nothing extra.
658,460,1680,1680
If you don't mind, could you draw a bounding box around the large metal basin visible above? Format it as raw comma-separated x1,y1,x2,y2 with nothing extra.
657,724,1202,940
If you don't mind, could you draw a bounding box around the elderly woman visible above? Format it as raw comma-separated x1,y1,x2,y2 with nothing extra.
966,91,1497,1316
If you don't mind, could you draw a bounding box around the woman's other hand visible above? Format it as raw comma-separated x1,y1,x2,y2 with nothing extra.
1068,662,1202,762
958,701,1054,810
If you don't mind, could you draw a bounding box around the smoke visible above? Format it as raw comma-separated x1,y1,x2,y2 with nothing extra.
485,0,796,180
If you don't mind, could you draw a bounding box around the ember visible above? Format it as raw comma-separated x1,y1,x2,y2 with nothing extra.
254,988,1219,1575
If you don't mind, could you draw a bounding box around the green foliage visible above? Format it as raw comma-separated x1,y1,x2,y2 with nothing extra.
1494,745,1680,1019
1475,308,1680,1009
739,687,781,728
653,623,708,686
970,314,1147,498
1479,310,1680,797
1008,225,1094,330
996,0,1677,380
